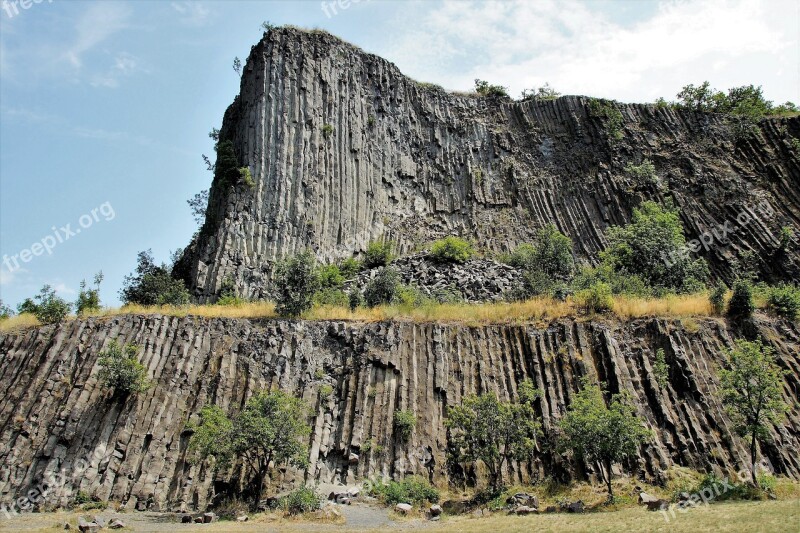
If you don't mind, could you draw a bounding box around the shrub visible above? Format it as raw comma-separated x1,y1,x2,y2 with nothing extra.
778,226,794,252
396,284,433,308
653,348,669,388
574,282,613,314
0,300,12,320
521,83,560,101
348,290,364,311
120,250,191,306
318,264,344,289
281,486,322,515
369,476,439,505
727,279,755,319
624,159,658,184
239,167,255,188
274,251,321,317
319,384,334,398
710,283,727,315
572,264,650,297
97,340,151,396
429,236,474,263
339,257,361,278
765,284,800,320
314,288,349,307
321,124,334,139
20,285,71,324
363,267,401,307
393,410,416,443
474,79,509,98
588,98,624,140
505,225,575,298
363,240,395,268
76,272,103,316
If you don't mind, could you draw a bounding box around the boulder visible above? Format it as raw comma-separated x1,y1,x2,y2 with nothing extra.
645,499,670,511
429,504,443,517
442,500,467,515
193,517,203,523
181,515,193,523
236,515,249,522
544,505,557,513
638,491,659,504
348,453,359,465
77,518,100,533
92,516,105,528
395,503,413,514
515,506,536,515
109,519,126,529
566,500,585,513
203,512,215,523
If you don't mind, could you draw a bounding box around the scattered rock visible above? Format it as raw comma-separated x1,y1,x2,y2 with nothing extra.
76,518,100,533
348,453,359,465
645,499,670,511
566,500,585,513
203,512,215,523
193,517,203,524
544,505,557,513
442,500,467,515
181,515,193,523
63,523,71,531
429,504,443,517
395,503,413,514
236,515,249,522
638,492,659,504
109,519,126,529
92,516,105,528
515,505,536,515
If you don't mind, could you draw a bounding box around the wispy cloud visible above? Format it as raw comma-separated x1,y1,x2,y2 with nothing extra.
171,1,211,27
90,52,145,88
0,267,26,287
381,0,798,103
64,3,131,69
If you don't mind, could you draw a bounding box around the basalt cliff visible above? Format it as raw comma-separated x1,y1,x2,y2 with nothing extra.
1,28,800,512
174,27,799,302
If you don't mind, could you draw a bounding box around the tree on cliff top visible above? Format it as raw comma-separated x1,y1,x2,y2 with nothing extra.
120,250,190,306
719,339,788,488
558,379,650,500
189,391,311,509
274,251,321,317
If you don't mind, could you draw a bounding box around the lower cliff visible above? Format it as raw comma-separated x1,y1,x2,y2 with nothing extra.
1,314,798,511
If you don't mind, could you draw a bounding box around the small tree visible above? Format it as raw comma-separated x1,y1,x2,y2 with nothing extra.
120,250,190,306
506,224,575,298
274,251,320,317
445,380,541,491
709,283,727,315
363,267,401,307
363,240,395,269
558,379,650,500
719,339,788,487
474,79,509,98
97,340,151,396
189,391,311,509
0,299,12,320
393,410,416,443
76,272,103,316
233,56,242,77
727,279,755,319
19,285,71,324
188,189,209,225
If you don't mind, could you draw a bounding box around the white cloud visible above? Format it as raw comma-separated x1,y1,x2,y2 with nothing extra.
0,266,26,287
90,52,144,88
52,283,76,297
380,0,798,103
64,3,132,69
171,1,211,26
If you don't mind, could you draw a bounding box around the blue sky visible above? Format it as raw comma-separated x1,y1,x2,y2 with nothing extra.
1,0,797,309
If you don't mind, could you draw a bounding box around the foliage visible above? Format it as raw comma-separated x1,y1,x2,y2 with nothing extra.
319,384,334,398
624,159,658,185
719,339,788,486
571,264,650,297
321,123,334,139
588,98,624,140
363,267,401,307
261,20,277,32
314,288,349,307
120,250,191,306
558,379,650,499
76,272,103,316
521,83,560,101
710,283,727,315
676,81,798,118
778,226,794,252
393,410,416,443
232,56,241,76
274,251,321,317
239,167,255,188
445,380,542,490
429,236,475,264
188,189,209,225
0,300,12,320
653,349,669,388
602,201,708,293
368,476,439,505
318,264,344,289
280,485,322,515
339,257,361,278
363,240,395,268
727,279,755,319
574,281,613,314
506,225,575,298
395,284,432,308
97,340,151,396
474,79,509,98
189,391,311,508
348,290,364,311
765,284,800,320
18,285,71,324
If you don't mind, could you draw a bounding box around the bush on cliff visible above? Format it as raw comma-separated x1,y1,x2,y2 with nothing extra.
505,224,575,299
17,285,71,325
120,250,191,306
76,272,103,316
274,251,321,317
727,279,755,319
97,340,152,396
368,476,439,505
363,267,401,307
765,284,800,320
429,236,474,264
363,240,395,269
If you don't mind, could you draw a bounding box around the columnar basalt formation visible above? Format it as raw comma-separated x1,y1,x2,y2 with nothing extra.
1,315,798,510
176,27,800,302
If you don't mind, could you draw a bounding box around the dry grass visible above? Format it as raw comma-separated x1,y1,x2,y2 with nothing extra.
0,291,764,334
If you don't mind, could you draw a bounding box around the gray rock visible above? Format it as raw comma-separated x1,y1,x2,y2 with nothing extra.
429,504,443,517
236,515,249,522
203,512,215,523
567,500,585,513
109,519,126,529
395,503,413,514
181,515,193,523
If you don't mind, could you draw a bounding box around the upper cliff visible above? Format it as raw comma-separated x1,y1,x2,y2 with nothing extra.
176,27,800,302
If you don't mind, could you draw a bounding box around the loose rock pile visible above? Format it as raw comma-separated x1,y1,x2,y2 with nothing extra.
348,254,522,303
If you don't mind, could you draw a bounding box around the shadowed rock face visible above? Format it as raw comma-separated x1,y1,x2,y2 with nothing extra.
1,315,798,511
176,27,800,302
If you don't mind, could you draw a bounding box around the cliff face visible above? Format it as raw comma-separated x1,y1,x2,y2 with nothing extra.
178,27,800,302
1,315,798,511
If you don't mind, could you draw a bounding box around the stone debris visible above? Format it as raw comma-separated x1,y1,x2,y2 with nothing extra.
395,503,413,514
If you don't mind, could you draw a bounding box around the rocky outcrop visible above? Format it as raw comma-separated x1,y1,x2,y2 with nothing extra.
347,254,522,303
177,27,800,302
1,315,798,511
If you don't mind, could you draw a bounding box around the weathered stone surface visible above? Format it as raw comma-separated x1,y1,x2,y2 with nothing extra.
0,314,798,512
395,503,412,514
177,27,800,302
566,500,585,513
429,504,443,517
109,519,126,529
